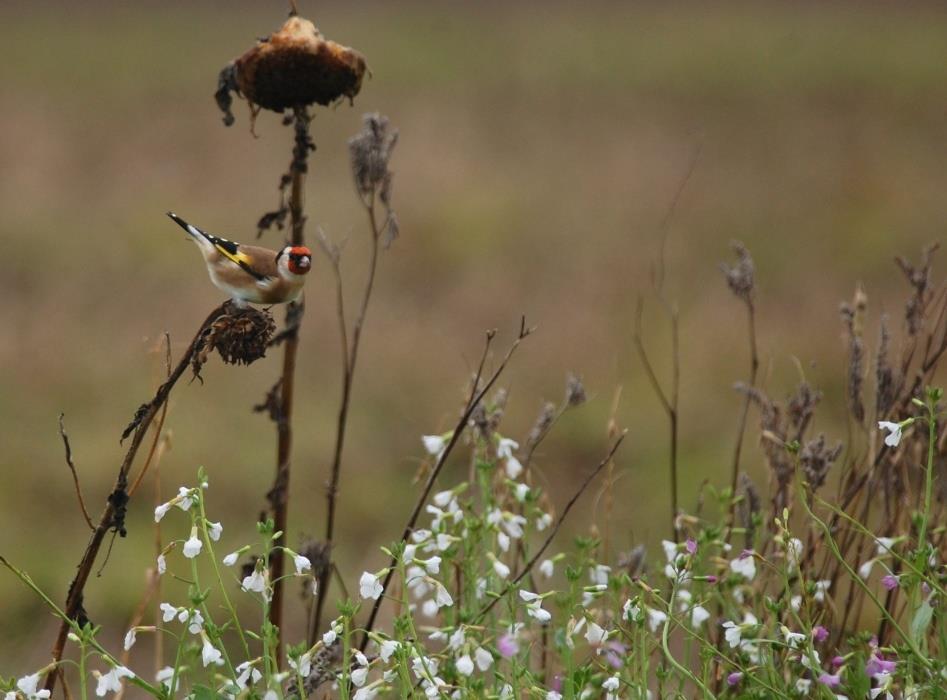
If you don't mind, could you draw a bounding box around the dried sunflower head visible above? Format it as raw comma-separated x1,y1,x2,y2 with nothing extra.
216,16,367,125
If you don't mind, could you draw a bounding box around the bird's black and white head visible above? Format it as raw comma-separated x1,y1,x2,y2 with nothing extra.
276,245,312,277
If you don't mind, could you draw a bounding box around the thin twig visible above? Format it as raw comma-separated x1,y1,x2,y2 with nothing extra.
59,414,94,531
633,297,680,539
474,433,627,621
726,298,758,536
44,303,226,695
311,190,384,640
358,320,533,650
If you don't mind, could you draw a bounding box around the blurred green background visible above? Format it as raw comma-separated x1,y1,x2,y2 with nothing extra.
2,0,946,672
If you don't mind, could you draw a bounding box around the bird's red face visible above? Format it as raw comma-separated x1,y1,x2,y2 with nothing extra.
287,246,312,275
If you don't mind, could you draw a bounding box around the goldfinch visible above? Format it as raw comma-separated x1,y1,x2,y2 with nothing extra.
167,212,311,305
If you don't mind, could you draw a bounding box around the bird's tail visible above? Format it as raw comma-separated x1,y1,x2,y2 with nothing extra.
167,211,217,256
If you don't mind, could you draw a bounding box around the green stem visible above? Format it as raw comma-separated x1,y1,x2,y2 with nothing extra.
198,492,251,658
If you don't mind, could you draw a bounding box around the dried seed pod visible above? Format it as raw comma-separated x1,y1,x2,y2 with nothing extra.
216,16,367,126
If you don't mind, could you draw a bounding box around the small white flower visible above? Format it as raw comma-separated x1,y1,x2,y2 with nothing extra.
790,594,802,612
514,483,530,502
497,532,511,552
540,558,555,578
527,603,552,623
186,609,204,634
603,675,620,691
94,667,134,697
781,626,805,649
242,569,268,597
16,674,51,700
448,627,466,650
294,554,312,574
492,557,510,579
691,605,710,628
288,652,312,677
155,667,175,691
424,556,441,575
201,636,223,667
156,554,167,575
547,693,562,700
730,553,757,581
235,661,262,689
795,678,812,695
814,579,831,603
354,687,380,700
351,667,369,687
154,503,171,523
379,639,400,661
661,539,679,562
123,628,137,650
207,521,223,541
402,544,417,564
263,691,278,700
474,646,493,671
222,551,240,566
323,628,338,646
722,621,742,648
456,654,474,676
536,512,553,531
436,533,453,551
590,564,611,586
497,437,519,459
505,455,523,479
434,582,454,608
584,621,606,645
622,599,641,622
176,486,194,511
877,421,903,447
875,537,896,556
433,489,454,507
647,608,667,632
422,434,448,458
183,528,203,559
360,571,385,600
159,602,178,622
859,558,876,579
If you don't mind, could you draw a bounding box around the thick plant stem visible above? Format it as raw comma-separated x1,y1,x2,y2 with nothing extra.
268,106,311,662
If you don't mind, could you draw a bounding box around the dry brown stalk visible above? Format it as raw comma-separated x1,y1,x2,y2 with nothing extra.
45,302,228,694
358,320,533,651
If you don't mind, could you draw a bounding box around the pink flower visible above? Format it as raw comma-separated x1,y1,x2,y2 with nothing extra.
497,633,519,658
818,673,841,688
831,656,845,668
705,575,718,584
865,653,896,677
604,641,626,669
685,538,697,555
812,625,829,643
881,574,899,591
727,672,743,687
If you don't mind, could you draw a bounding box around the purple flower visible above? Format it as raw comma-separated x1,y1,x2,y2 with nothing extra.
706,575,718,584
831,655,845,668
685,538,698,555
726,672,743,687
604,641,627,669
497,633,519,658
551,675,563,693
818,673,841,688
865,653,896,677
921,582,931,596
881,574,899,591
812,625,829,643
739,549,753,560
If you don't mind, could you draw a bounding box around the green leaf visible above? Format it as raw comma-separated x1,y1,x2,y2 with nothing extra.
911,600,934,641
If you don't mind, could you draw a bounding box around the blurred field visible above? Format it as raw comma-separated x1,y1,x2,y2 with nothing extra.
1,0,946,670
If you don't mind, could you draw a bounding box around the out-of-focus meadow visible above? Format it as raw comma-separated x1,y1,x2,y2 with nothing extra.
1,0,946,668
